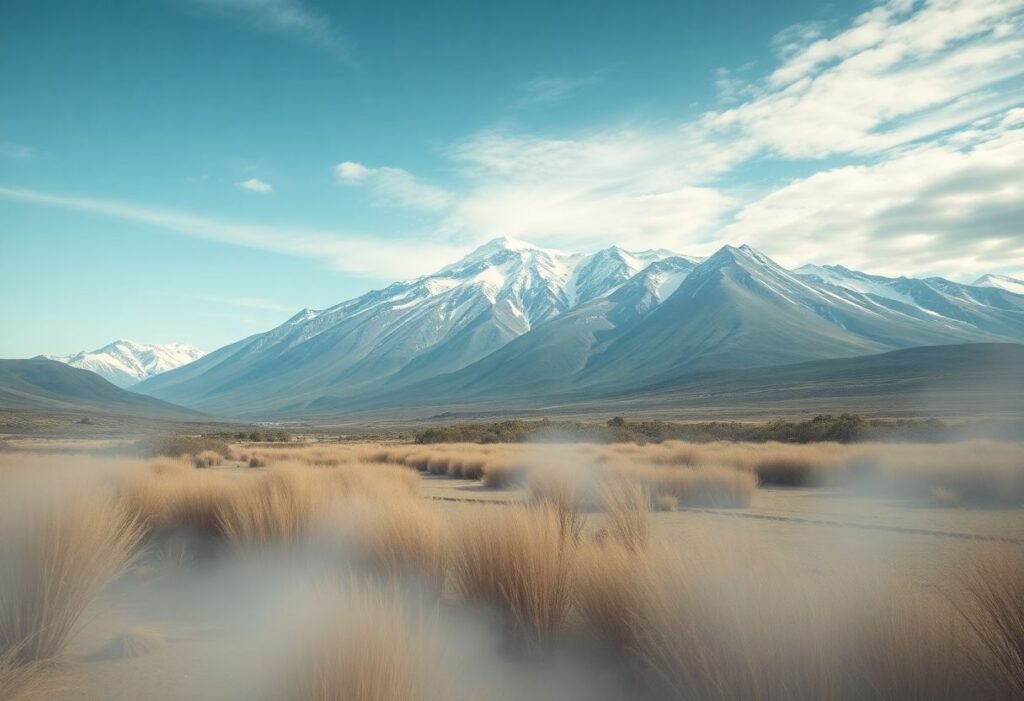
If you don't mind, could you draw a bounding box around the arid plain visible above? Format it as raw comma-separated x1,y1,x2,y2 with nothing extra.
2,437,1021,701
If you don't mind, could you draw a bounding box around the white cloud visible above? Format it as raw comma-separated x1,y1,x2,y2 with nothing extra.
421,0,1024,273
334,161,370,182
0,186,464,280
334,161,453,211
184,0,352,60
722,110,1024,278
239,177,273,192
700,0,1024,160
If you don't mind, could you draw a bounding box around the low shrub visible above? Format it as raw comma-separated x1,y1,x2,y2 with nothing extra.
135,435,230,460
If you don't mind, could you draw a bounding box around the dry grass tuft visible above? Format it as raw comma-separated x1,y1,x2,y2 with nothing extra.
528,468,588,542
193,450,224,468
217,466,336,548
599,478,650,551
450,504,576,644
0,493,142,664
121,468,238,540
954,549,1024,698
338,497,447,586
285,586,438,701
573,541,648,650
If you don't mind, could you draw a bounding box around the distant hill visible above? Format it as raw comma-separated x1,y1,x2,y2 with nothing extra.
324,343,1024,421
0,357,209,420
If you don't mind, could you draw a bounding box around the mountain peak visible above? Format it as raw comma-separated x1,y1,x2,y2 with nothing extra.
974,273,1024,295
49,340,205,388
704,243,774,267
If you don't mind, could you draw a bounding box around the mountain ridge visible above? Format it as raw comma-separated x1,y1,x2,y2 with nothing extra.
134,239,1024,418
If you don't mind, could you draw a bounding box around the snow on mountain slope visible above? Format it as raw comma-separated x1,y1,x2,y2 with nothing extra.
401,246,1024,406
49,340,205,388
134,237,684,415
135,240,1024,418
795,264,1024,339
974,274,1024,295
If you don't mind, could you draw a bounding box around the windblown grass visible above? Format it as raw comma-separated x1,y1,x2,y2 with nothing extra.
598,478,650,551
0,492,141,664
954,549,1024,698
450,504,576,644
285,585,438,701
337,496,447,586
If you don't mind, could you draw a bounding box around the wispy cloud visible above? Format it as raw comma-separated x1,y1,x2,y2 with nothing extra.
514,73,604,107
0,186,464,279
184,0,353,60
723,109,1024,278
239,177,273,192
334,161,454,211
415,0,1024,276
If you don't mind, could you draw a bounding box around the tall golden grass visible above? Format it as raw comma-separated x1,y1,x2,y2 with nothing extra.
284,585,438,701
336,496,448,586
450,504,576,643
1,444,1021,699
955,550,1024,698
0,492,141,664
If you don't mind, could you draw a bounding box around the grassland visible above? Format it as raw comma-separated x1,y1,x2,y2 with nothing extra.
0,439,1021,700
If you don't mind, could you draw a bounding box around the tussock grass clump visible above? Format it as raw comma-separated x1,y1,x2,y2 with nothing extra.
955,550,1024,698
285,586,438,701
217,466,337,548
839,442,1024,507
193,450,224,468
528,468,588,542
338,497,447,586
121,468,238,540
0,493,142,664
573,541,648,650
215,463,422,549
481,460,526,489
450,504,576,644
136,435,230,460
622,464,756,508
599,479,650,551
147,456,194,475
248,456,266,468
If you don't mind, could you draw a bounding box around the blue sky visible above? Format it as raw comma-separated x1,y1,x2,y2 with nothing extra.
2,0,1022,357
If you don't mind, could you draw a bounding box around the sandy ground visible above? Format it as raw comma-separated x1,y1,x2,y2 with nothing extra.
54,470,1023,700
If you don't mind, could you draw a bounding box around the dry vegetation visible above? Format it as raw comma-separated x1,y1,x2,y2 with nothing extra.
0,438,1021,700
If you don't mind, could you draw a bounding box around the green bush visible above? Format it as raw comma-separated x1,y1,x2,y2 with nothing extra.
414,414,960,445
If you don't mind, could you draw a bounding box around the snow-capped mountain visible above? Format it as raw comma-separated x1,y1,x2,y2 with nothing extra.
394,247,1024,406
974,273,1024,295
48,340,205,388
134,240,1024,417
135,238,685,414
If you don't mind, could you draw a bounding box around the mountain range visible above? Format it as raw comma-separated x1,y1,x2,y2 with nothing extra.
48,340,205,388
133,238,1024,418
